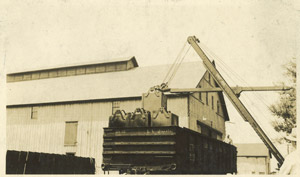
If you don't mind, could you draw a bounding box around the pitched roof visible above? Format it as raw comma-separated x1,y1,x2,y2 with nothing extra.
234,143,270,157
7,61,206,105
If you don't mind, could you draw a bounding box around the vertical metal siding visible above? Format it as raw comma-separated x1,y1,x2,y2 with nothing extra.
7,102,112,174
167,97,189,128
119,99,141,113
7,98,189,174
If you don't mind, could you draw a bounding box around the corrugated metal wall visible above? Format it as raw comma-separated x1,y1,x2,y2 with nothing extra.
119,99,142,113
7,102,112,174
6,97,188,174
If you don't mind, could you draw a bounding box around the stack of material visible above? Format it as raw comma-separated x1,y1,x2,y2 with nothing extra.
6,150,95,174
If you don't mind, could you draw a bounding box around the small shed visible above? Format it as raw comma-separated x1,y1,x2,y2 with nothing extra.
235,143,271,175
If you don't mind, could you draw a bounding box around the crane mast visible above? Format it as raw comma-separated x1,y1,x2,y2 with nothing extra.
187,36,284,166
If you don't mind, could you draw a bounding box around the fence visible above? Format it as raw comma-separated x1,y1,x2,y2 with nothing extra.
6,150,95,174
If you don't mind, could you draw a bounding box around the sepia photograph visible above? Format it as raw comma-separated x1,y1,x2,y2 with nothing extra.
0,0,298,175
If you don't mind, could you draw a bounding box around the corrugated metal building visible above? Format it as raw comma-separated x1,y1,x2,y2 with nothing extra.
235,143,271,175
6,57,230,173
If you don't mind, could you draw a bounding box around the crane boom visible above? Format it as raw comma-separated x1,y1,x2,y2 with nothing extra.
187,36,284,166
164,86,291,96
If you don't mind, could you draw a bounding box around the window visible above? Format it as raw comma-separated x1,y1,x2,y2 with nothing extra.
112,101,120,114
64,121,78,146
76,67,86,75
40,71,49,79
32,72,40,80
206,92,208,105
67,68,76,76
49,70,58,78
217,101,220,113
106,64,116,72
96,65,105,73
23,73,32,80
31,107,38,119
211,96,214,109
86,66,96,74
58,69,67,77
7,75,15,82
208,73,211,83
14,74,23,81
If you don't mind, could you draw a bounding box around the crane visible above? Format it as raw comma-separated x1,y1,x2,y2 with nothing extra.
161,36,287,166
102,36,290,174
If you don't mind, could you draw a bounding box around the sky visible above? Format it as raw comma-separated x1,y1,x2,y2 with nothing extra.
1,0,299,168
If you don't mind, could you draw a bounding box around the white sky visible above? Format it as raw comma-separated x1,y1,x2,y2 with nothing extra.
1,0,299,164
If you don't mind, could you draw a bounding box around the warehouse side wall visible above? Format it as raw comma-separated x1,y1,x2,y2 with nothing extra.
188,71,226,140
7,102,112,174
6,97,188,174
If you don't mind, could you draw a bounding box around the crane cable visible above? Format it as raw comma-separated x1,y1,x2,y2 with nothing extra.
162,41,191,87
200,42,272,109
168,45,191,86
200,43,273,122
200,43,272,108
162,42,187,84
199,42,286,141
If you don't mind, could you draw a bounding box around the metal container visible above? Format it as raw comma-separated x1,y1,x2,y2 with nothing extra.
109,108,150,128
151,109,178,127
102,126,236,174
